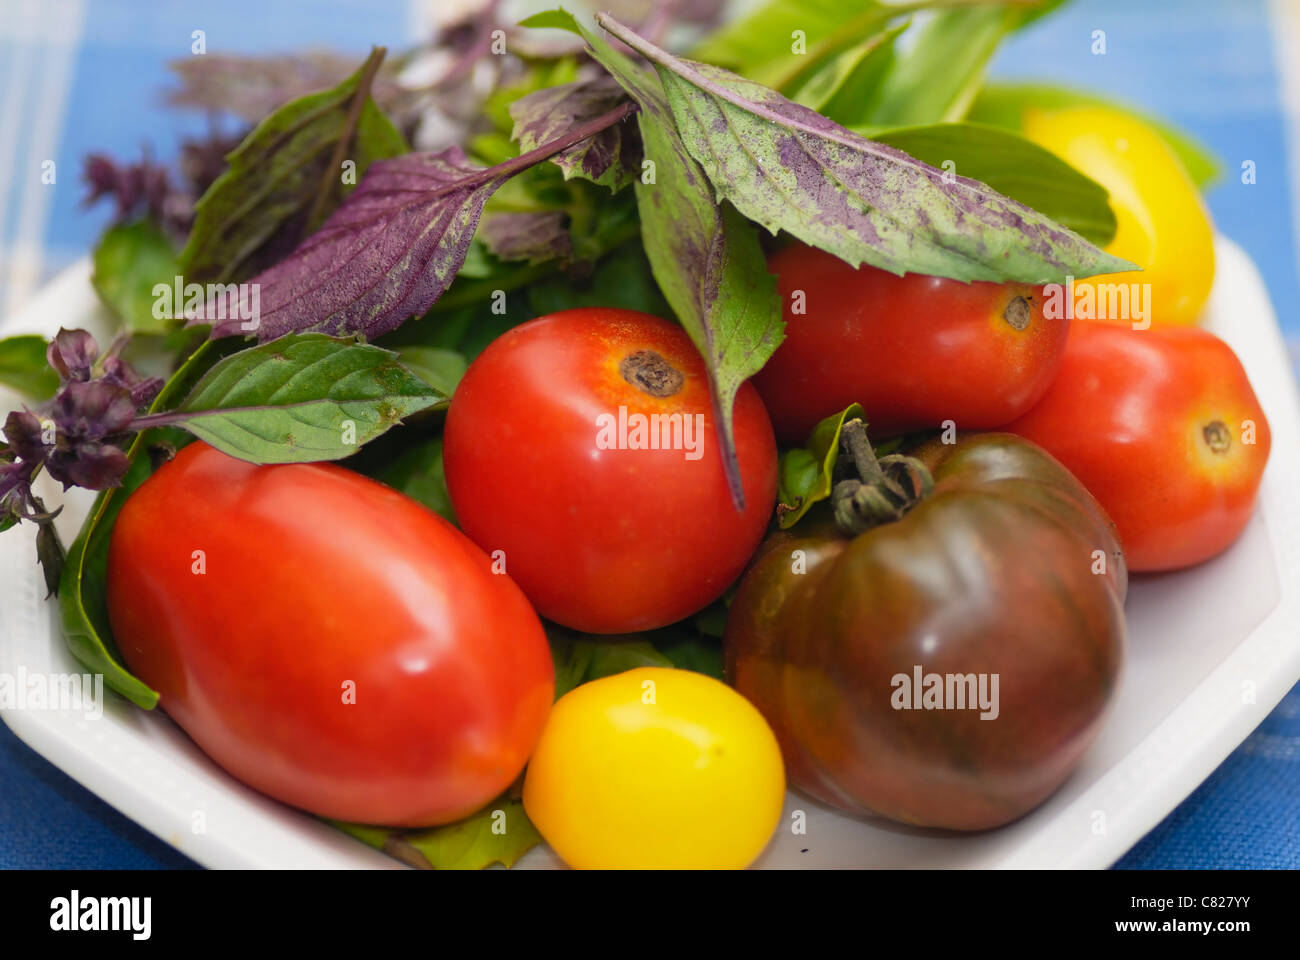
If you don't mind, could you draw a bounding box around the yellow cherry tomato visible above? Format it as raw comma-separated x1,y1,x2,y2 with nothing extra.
522,667,785,869
1022,105,1215,326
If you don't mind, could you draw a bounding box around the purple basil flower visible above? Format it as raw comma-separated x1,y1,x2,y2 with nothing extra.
9,329,161,493
81,150,192,236
179,130,245,196
46,440,130,491
46,328,99,383
0,459,28,522
82,154,125,214
3,409,48,462
100,350,164,408
53,379,137,440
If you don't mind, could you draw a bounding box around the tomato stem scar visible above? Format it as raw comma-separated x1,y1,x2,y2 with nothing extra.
1203,420,1232,454
1003,295,1032,331
619,350,684,397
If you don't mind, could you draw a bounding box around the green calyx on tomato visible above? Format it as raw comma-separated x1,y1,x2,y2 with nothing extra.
776,404,924,531
727,428,1127,831
777,402,862,529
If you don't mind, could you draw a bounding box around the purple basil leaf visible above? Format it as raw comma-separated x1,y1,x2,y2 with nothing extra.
195,91,637,343
479,210,573,264
198,145,513,341
597,14,1135,284
510,76,641,191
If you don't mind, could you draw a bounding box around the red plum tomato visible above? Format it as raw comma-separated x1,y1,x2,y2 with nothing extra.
106,441,554,827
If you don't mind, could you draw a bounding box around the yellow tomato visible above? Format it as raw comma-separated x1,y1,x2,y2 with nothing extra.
1022,105,1215,325
522,667,785,869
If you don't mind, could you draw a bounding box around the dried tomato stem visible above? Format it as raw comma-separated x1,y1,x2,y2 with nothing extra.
831,419,933,535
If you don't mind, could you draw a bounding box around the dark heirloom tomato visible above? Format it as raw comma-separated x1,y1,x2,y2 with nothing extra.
444,307,777,635
107,441,554,828
753,243,1066,444
725,431,1126,831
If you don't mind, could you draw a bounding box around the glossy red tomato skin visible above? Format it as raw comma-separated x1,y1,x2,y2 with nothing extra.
1005,322,1271,571
443,308,778,635
753,243,1066,443
106,442,554,827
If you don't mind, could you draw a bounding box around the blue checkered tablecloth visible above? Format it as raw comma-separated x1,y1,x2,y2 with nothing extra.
0,0,1297,869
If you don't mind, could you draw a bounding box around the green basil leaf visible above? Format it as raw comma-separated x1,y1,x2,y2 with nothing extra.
862,4,1052,126
59,432,179,709
806,23,906,121
401,798,541,870
116,327,208,384
332,795,542,870
163,334,443,464
867,122,1117,246
58,341,226,708
777,402,863,529
391,272,539,363
968,82,1222,188
548,618,725,700
525,242,671,318
687,0,902,92
361,433,457,524
178,47,408,284
91,219,179,333
600,14,1133,284
0,334,58,399
689,0,1062,96
393,346,467,398
692,600,729,639
550,631,668,700
654,631,725,680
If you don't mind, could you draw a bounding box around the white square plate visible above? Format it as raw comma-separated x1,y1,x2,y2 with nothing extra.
2,236,1298,868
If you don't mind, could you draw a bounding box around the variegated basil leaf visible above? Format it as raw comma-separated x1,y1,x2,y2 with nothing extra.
598,14,1134,284
510,76,641,191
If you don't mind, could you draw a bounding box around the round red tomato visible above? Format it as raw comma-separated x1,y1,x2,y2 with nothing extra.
443,308,778,634
753,243,1066,443
1006,322,1271,571
107,441,554,827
